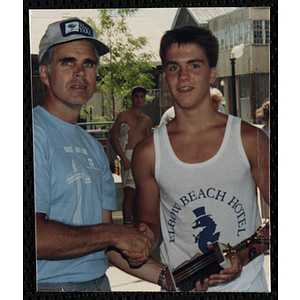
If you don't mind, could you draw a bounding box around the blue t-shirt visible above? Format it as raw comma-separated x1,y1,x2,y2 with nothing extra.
33,106,117,283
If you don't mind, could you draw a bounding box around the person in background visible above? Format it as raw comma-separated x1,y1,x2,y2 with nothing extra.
256,99,270,137
210,86,225,113
110,86,152,226
132,25,270,292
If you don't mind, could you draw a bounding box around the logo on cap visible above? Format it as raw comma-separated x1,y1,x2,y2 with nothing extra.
60,20,93,38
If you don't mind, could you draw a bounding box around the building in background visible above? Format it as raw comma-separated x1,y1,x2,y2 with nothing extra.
30,7,270,126
210,7,270,122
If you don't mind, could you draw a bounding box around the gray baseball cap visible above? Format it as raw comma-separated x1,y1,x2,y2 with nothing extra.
38,17,109,62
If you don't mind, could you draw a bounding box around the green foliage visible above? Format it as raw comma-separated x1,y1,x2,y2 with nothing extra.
87,9,155,120
80,105,110,124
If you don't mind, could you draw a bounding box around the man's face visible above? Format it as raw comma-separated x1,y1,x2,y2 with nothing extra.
131,91,146,108
42,40,98,108
163,43,216,110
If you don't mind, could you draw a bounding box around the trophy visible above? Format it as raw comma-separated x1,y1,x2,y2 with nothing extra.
164,219,270,291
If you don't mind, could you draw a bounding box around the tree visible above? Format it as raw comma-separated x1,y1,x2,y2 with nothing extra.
87,9,155,120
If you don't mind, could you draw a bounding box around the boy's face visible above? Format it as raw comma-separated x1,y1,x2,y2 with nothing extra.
163,43,216,110
131,91,146,108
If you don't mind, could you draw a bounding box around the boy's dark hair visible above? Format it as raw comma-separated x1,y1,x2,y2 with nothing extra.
159,26,219,69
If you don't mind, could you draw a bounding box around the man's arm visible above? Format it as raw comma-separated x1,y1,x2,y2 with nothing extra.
132,134,161,249
35,211,151,261
110,112,131,170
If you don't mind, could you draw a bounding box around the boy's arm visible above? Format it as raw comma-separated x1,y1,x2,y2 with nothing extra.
208,124,270,286
106,249,165,287
132,134,161,249
104,208,170,290
244,124,270,205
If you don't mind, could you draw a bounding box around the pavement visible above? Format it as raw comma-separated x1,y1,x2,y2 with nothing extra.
107,174,271,292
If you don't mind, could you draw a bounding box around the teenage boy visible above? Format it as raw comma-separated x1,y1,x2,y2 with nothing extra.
132,26,270,292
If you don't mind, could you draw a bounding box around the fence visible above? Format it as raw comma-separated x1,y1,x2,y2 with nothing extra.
77,121,114,146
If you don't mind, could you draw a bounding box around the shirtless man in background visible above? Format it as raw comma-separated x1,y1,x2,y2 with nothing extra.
110,86,152,225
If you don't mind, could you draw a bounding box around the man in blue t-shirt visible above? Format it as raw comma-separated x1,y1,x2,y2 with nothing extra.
33,17,167,291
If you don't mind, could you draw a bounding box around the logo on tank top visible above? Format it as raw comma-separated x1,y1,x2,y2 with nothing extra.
166,188,248,244
192,206,220,253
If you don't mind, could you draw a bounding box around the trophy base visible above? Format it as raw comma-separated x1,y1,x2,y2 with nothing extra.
172,242,231,291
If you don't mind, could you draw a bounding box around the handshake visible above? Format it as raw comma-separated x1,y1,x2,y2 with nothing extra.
121,220,269,292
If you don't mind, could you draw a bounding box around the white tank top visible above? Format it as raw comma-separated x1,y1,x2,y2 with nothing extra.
154,115,264,291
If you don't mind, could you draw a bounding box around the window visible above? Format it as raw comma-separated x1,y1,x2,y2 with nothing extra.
253,20,263,44
229,26,234,49
239,23,244,45
234,24,239,46
265,20,270,44
224,28,229,50
220,29,225,51
239,74,250,99
244,21,250,45
253,20,269,44
213,19,269,52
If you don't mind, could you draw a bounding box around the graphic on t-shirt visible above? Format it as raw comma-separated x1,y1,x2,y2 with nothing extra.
192,206,220,253
71,160,83,225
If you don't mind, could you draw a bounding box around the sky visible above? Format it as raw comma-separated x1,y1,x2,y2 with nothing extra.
29,8,178,61
133,7,178,33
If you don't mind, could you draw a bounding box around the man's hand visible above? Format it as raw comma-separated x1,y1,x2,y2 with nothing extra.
137,222,155,248
114,226,152,266
124,222,156,267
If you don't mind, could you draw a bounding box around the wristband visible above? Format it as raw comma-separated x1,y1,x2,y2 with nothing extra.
158,266,168,287
248,245,257,261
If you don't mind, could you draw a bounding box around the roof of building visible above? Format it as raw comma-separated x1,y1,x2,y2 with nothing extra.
172,7,240,28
